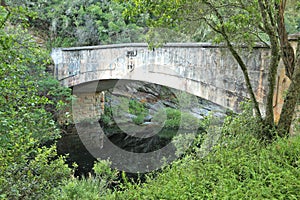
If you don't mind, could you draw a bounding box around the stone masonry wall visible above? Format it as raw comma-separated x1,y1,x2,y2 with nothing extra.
72,92,105,122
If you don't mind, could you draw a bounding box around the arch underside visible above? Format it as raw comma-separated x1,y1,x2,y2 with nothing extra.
72,76,244,113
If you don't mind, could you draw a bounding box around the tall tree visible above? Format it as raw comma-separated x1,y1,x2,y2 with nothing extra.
124,0,300,137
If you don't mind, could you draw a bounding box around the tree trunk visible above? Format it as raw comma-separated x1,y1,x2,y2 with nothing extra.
264,36,280,129
258,0,280,132
278,37,300,135
277,0,295,80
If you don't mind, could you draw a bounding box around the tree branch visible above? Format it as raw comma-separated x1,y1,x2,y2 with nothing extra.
278,37,300,135
276,0,295,79
203,0,263,119
258,0,280,128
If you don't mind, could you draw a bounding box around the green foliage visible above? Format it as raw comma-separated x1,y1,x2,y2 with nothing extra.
100,105,114,127
285,0,300,34
93,160,119,186
51,176,106,200
101,114,114,127
110,98,149,125
125,0,269,46
106,112,300,199
37,76,72,102
128,99,148,117
46,37,76,50
37,76,73,124
145,27,191,47
111,97,130,123
154,108,202,130
53,160,118,200
1,146,71,200
171,133,197,157
159,108,180,129
7,0,147,47
0,5,72,199
222,101,264,137
132,114,145,125
128,99,148,124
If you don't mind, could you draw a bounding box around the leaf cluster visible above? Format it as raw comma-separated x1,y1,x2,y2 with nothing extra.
0,5,72,199
106,112,300,199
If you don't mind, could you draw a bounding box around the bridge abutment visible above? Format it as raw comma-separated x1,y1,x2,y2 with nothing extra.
72,91,105,122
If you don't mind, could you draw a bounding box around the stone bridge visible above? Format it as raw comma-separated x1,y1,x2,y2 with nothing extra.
51,40,297,121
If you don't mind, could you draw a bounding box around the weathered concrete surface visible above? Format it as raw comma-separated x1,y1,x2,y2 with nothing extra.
52,37,300,125
51,43,276,114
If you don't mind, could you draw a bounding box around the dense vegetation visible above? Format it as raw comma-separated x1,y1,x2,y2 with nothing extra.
0,0,300,199
47,104,300,199
5,0,148,47
111,133,300,198
0,5,73,199
5,0,300,48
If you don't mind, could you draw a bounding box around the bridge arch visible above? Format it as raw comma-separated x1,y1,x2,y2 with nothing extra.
52,43,271,115
51,39,300,172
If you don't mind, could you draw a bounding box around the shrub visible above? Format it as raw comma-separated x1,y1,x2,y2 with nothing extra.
93,160,119,187
163,108,181,129
105,105,300,199
112,98,149,125
132,114,145,125
51,176,105,200
171,133,197,157
53,160,118,200
129,99,148,118
0,7,72,199
221,101,264,138
153,108,202,130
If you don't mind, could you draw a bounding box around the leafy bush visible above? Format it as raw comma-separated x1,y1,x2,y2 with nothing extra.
180,112,201,130
51,176,105,200
0,6,72,199
171,133,197,157
101,114,114,127
93,160,118,183
106,106,300,199
154,108,202,130
163,108,181,129
221,101,264,137
132,114,145,125
110,134,300,199
129,99,148,117
110,98,149,125
1,145,71,200
37,76,73,124
53,160,118,200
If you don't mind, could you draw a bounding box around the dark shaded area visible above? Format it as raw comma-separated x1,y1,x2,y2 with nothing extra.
56,124,182,177
56,125,97,177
